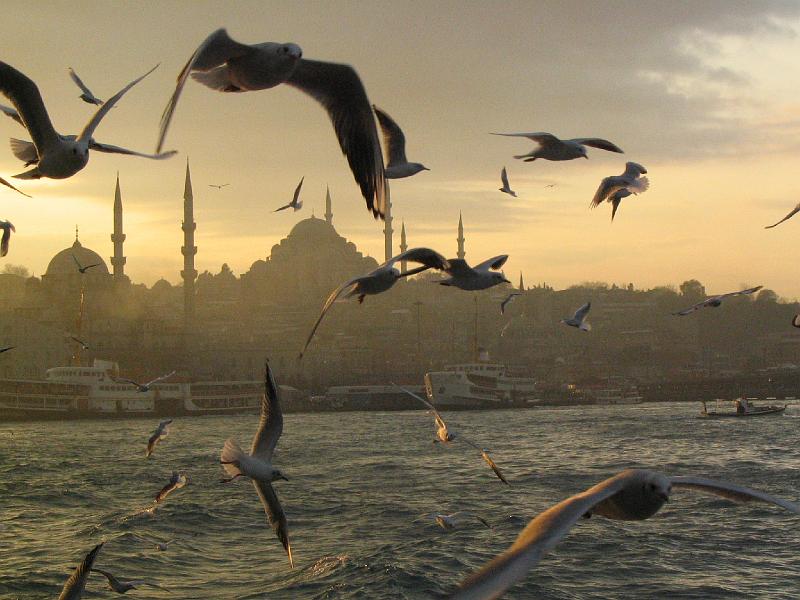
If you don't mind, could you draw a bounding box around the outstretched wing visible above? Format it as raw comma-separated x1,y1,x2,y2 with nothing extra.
253,479,293,567
373,105,408,166
570,137,624,153
145,370,176,388
573,302,591,322
392,383,446,425
291,176,304,207
491,132,560,147
90,139,176,160
0,62,61,156
671,476,800,513
765,202,800,229
473,255,508,272
384,247,449,271
719,285,762,299
251,361,283,461
299,276,368,358
68,68,102,104
590,175,625,208
500,166,510,189
57,543,104,600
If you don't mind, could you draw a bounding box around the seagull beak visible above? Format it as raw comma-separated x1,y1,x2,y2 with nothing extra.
502,278,511,284
657,492,669,503
279,474,289,481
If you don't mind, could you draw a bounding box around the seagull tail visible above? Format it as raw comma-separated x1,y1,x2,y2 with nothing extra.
220,439,245,477
579,322,592,332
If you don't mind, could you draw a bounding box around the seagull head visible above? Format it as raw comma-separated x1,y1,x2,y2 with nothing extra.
280,43,303,60
273,469,289,482
579,146,589,159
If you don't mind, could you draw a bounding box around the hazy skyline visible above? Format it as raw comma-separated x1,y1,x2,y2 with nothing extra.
4,1,800,296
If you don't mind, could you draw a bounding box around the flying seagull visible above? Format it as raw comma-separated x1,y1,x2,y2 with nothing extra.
57,542,103,600
299,248,449,358
154,470,188,504
70,336,90,350
450,468,800,600
765,202,800,229
274,176,304,212
419,511,492,530
394,384,509,485
0,62,173,179
0,220,14,256
112,370,176,392
146,418,173,458
68,68,103,105
71,253,101,274
491,131,623,162
131,533,176,552
590,162,648,210
498,167,516,197
673,286,763,316
208,183,229,189
373,105,429,178
157,28,388,219
92,569,168,594
220,361,293,567
440,255,510,291
561,301,591,331
500,292,522,315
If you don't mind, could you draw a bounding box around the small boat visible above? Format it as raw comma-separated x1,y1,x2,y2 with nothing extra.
698,399,787,419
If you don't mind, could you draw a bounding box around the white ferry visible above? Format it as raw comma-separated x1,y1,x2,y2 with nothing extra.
0,359,265,420
424,362,538,409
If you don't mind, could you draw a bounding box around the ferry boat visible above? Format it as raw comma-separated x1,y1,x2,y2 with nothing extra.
588,377,643,405
308,384,427,411
424,362,538,409
0,359,266,421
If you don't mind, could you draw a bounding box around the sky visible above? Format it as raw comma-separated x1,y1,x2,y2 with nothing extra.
3,1,800,296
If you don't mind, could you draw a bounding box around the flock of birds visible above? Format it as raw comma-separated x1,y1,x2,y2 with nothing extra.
0,27,796,599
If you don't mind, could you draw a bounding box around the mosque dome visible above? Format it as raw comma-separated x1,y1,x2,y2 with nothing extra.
45,239,109,276
286,215,340,241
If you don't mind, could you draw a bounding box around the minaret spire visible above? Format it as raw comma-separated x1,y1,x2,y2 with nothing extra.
457,212,465,260
383,193,393,262
181,160,198,333
324,186,333,224
110,173,126,280
399,221,408,274
519,271,525,291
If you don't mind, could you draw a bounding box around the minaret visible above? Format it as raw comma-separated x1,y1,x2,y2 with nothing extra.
181,161,198,332
110,173,126,280
399,221,408,274
384,194,393,262
519,271,525,291
456,212,465,260
324,186,333,224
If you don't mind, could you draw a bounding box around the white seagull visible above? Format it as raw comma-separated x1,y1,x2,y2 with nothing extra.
590,162,648,210
419,511,492,530
0,220,15,257
373,105,429,178
765,202,800,229
274,176,304,212
440,255,510,291
500,292,522,315
92,569,168,594
560,301,591,331
68,68,103,105
498,167,516,197
492,131,624,162
157,28,388,219
220,361,293,566
57,542,103,600
673,286,763,316
299,248,449,358
154,470,188,505
112,370,176,392
208,182,229,189
146,418,173,458
604,178,651,221
394,384,509,485
450,468,800,600
0,62,173,180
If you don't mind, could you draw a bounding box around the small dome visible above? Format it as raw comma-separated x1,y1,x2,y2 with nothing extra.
45,239,109,276
151,278,173,292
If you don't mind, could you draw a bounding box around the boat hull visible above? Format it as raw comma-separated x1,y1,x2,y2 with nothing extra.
698,406,787,419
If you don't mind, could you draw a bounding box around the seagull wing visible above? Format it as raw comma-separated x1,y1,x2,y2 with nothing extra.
626,175,649,194
287,59,387,219
765,202,800,229
672,301,706,316
71,254,83,270
57,543,104,600
481,450,509,485
253,479,293,567
373,105,407,166
299,276,368,358
0,103,23,126
0,62,61,156
473,255,509,272
451,473,631,600
720,285,762,299
570,137,624,153
291,176,304,207
491,131,559,147
92,569,123,592
251,361,283,461
591,175,626,208
68,68,101,104
500,293,521,315
384,247,449,271
0,224,11,256
670,476,800,513
154,480,176,504
157,28,254,152
392,383,447,424
444,259,476,277
111,376,141,387
144,370,176,388
0,176,29,198
573,301,591,323
78,64,159,144
89,139,176,160
273,202,292,212
500,167,510,189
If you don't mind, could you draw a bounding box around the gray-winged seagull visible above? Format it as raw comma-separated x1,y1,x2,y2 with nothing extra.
492,131,623,162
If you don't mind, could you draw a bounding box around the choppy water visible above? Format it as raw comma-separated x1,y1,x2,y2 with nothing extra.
2,403,800,599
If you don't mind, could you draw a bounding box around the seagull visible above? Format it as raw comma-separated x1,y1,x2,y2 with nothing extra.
0,62,173,179
793,315,800,328
299,248,449,358
605,178,651,221
70,336,90,350
673,286,763,316
498,167,516,197
0,346,14,353
765,202,800,229
146,418,173,458
440,255,510,291
274,176,304,212
561,301,591,331
0,220,14,256
500,292,522,315
373,105,429,178
157,28,388,219
154,470,188,504
450,468,800,600
544,183,556,189
71,253,101,274
92,569,168,594
208,183,229,189
590,162,648,210
220,360,293,567
68,68,103,105
419,511,492,530
491,131,624,162
57,542,103,600
394,384,509,485
112,370,176,392
131,533,176,552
